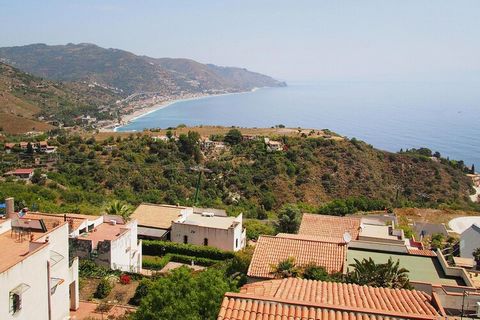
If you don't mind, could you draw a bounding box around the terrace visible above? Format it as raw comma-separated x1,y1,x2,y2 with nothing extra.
347,248,465,286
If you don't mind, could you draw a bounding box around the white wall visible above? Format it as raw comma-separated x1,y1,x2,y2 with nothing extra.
171,214,246,251
0,223,77,320
460,226,480,259
110,220,142,272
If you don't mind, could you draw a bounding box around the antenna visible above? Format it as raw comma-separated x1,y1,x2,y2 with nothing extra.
343,232,352,244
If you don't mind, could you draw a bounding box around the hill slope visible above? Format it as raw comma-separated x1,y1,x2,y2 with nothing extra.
1,129,475,215
0,43,286,95
0,62,120,132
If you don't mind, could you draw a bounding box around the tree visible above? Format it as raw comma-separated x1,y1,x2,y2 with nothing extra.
26,142,34,154
224,129,242,145
302,263,330,281
277,204,302,233
473,248,480,268
347,257,412,289
471,164,476,174
270,257,300,278
134,266,234,320
105,200,133,222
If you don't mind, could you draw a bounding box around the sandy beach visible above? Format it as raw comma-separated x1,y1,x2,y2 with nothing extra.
103,88,260,132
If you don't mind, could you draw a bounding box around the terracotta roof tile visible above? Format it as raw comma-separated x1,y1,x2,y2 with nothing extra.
276,233,345,243
299,213,361,240
407,249,437,257
247,235,346,279
239,278,440,316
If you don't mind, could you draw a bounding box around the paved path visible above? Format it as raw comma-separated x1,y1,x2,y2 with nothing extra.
70,301,136,319
448,216,480,234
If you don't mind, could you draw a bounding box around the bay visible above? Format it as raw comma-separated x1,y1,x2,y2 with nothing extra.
117,81,480,167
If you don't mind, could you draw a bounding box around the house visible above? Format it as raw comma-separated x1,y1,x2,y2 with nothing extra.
19,142,28,150
0,198,80,320
264,137,284,152
413,222,449,240
241,134,258,141
131,203,246,251
467,173,480,187
5,168,34,180
459,224,480,260
4,143,15,153
298,213,405,246
38,141,48,152
247,234,347,279
171,212,246,251
200,138,226,151
26,212,142,273
218,278,445,320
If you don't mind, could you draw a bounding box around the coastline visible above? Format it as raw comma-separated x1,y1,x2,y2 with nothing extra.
107,87,260,132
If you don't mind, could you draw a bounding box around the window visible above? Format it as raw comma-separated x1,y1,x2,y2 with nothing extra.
236,239,239,248
203,238,208,246
183,235,188,244
9,292,21,314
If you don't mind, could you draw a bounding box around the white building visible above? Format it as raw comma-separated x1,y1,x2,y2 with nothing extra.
30,213,142,273
172,212,246,251
132,203,246,251
0,198,79,320
460,224,480,260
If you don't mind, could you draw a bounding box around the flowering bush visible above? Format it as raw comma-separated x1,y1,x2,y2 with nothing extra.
120,274,131,285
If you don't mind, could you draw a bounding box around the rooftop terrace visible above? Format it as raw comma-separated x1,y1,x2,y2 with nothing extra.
347,248,465,286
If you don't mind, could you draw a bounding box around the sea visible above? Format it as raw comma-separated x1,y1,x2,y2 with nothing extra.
117,81,480,167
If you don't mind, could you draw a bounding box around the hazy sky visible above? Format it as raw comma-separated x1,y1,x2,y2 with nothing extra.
1,0,479,81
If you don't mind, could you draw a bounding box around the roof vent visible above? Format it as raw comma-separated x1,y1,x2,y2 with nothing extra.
343,232,352,243
201,212,215,217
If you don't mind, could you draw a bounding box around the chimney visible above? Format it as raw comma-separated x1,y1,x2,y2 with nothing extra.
5,197,15,219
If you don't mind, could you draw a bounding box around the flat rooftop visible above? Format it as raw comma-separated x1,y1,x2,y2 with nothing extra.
78,222,127,247
131,203,185,229
0,218,66,273
347,248,465,286
359,224,399,240
180,213,237,230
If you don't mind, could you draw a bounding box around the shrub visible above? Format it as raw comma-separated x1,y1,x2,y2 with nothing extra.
142,240,234,260
94,278,113,299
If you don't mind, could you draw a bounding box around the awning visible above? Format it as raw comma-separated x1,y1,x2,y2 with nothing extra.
50,278,64,295
138,226,169,239
49,250,65,267
11,283,30,295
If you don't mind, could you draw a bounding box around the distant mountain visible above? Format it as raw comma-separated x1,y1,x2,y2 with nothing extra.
0,43,286,95
0,62,120,133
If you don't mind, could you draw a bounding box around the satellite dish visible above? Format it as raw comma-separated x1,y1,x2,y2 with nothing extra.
343,232,352,243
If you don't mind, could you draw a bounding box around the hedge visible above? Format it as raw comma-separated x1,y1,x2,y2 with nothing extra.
142,254,220,269
142,240,234,260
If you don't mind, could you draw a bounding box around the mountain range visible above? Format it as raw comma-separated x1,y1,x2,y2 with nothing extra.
0,43,286,96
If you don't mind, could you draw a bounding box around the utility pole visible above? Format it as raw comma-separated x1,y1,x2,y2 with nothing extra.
190,165,212,206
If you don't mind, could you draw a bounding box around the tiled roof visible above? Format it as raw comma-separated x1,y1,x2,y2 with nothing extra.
239,278,440,316
299,213,361,240
276,233,345,244
407,249,437,257
247,236,346,279
217,293,442,320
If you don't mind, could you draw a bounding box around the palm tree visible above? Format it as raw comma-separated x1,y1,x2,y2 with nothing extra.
105,200,133,222
347,257,412,289
270,257,300,278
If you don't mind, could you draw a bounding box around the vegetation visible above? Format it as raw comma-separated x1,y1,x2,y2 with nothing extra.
142,240,234,261
1,131,478,221
276,204,302,233
134,266,236,320
105,200,134,221
94,278,113,299
473,248,480,268
347,258,412,289
270,257,300,278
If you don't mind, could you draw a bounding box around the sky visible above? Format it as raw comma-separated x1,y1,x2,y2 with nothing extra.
0,0,479,81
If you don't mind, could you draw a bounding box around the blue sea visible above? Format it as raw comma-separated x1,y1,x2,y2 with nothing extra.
117,81,480,167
